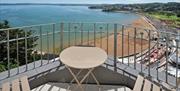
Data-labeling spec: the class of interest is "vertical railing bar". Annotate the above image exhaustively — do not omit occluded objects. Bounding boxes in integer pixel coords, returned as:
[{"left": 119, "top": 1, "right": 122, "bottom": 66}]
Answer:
[
  {"left": 60, "top": 23, "right": 64, "bottom": 65},
  {"left": 176, "top": 38, "right": 179, "bottom": 90},
  {"left": 47, "top": 31, "right": 50, "bottom": 64},
  {"left": 94, "top": 23, "right": 96, "bottom": 46},
  {"left": 134, "top": 28, "right": 137, "bottom": 69},
  {"left": 74, "top": 24, "right": 77, "bottom": 45},
  {"left": 140, "top": 33, "right": 143, "bottom": 73},
  {"left": 60, "top": 23, "right": 64, "bottom": 52},
  {"left": 68, "top": 23, "right": 71, "bottom": 47},
  {"left": 16, "top": 34, "right": 19, "bottom": 74},
  {"left": 114, "top": 24, "right": 117, "bottom": 71},
  {"left": 106, "top": 24, "right": 109, "bottom": 54},
  {"left": 25, "top": 28, "right": 28, "bottom": 71},
  {"left": 148, "top": 30, "right": 151, "bottom": 76},
  {"left": 7, "top": 29, "right": 10, "bottom": 77},
  {"left": 39, "top": 26, "right": 43, "bottom": 66},
  {"left": 81, "top": 23, "right": 83, "bottom": 45},
  {"left": 53, "top": 24, "right": 55, "bottom": 62},
  {"left": 157, "top": 63, "right": 160, "bottom": 82},
  {"left": 122, "top": 25, "right": 124, "bottom": 64},
  {"left": 100, "top": 27, "right": 102, "bottom": 48},
  {"left": 165, "top": 33, "right": 169, "bottom": 83},
  {"left": 33, "top": 30, "right": 35, "bottom": 69},
  {"left": 128, "top": 32, "right": 130, "bottom": 66},
  {"left": 157, "top": 34, "right": 159, "bottom": 81},
  {"left": 88, "top": 29, "right": 89, "bottom": 45}
]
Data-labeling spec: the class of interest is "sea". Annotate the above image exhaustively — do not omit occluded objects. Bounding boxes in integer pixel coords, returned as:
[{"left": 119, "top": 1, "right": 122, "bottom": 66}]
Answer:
[
  {"left": 0, "top": 5, "right": 140, "bottom": 52},
  {"left": 0, "top": 5, "right": 140, "bottom": 27}
]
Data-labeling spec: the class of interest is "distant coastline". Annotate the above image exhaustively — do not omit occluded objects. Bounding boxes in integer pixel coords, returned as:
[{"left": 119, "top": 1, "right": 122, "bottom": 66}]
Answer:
[
  {"left": 88, "top": 2, "right": 180, "bottom": 29},
  {"left": 0, "top": 3, "right": 98, "bottom": 6}
]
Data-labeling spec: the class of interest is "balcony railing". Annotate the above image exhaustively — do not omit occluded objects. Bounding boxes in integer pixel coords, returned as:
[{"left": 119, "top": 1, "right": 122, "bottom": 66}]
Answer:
[{"left": 0, "top": 22, "right": 179, "bottom": 90}]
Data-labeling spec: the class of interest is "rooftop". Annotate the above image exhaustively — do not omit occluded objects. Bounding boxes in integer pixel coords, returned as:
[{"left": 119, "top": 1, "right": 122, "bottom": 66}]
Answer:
[{"left": 0, "top": 22, "right": 179, "bottom": 91}]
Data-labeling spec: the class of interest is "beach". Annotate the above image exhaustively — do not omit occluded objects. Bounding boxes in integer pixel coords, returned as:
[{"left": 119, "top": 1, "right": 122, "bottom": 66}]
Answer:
[{"left": 84, "top": 16, "right": 156, "bottom": 57}]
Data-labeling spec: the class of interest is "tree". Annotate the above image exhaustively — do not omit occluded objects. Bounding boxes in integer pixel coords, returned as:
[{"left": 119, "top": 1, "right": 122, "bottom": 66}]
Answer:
[
  {"left": 0, "top": 20, "right": 38, "bottom": 71},
  {"left": 177, "top": 12, "right": 180, "bottom": 17},
  {"left": 166, "top": 12, "right": 174, "bottom": 18}
]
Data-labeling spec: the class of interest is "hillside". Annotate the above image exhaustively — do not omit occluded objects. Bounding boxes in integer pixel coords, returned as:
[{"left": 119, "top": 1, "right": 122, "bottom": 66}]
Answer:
[{"left": 89, "top": 2, "right": 180, "bottom": 29}]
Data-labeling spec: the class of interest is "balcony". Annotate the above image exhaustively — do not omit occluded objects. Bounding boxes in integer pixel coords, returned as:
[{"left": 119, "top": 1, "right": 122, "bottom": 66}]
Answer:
[{"left": 0, "top": 22, "right": 179, "bottom": 91}]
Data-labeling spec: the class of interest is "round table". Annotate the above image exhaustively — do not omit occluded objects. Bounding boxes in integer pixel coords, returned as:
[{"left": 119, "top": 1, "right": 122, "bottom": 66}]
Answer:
[{"left": 60, "top": 46, "right": 107, "bottom": 91}]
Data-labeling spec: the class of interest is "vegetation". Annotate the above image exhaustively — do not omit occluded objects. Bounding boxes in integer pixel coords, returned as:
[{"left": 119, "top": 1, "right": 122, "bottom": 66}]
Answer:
[
  {"left": 89, "top": 2, "right": 180, "bottom": 28},
  {"left": 0, "top": 20, "right": 38, "bottom": 72},
  {"left": 147, "top": 12, "right": 180, "bottom": 28},
  {"left": 89, "top": 2, "right": 180, "bottom": 13}
]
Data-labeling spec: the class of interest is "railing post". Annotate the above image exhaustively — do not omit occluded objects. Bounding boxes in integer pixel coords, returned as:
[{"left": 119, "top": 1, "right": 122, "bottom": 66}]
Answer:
[
  {"left": 39, "top": 26, "right": 42, "bottom": 66},
  {"left": 156, "top": 33, "right": 159, "bottom": 81},
  {"left": 16, "top": 34, "right": 19, "bottom": 74},
  {"left": 114, "top": 24, "right": 117, "bottom": 71},
  {"left": 81, "top": 23, "right": 83, "bottom": 45},
  {"left": 68, "top": 23, "right": 71, "bottom": 47},
  {"left": 47, "top": 31, "right": 50, "bottom": 64},
  {"left": 106, "top": 24, "right": 109, "bottom": 54},
  {"left": 7, "top": 29, "right": 10, "bottom": 77},
  {"left": 94, "top": 23, "right": 96, "bottom": 46},
  {"left": 33, "top": 31, "right": 36, "bottom": 69},
  {"left": 148, "top": 30, "right": 151, "bottom": 76},
  {"left": 60, "top": 23, "right": 64, "bottom": 65},
  {"left": 60, "top": 23, "right": 64, "bottom": 51},
  {"left": 25, "top": 28, "right": 28, "bottom": 70},
  {"left": 53, "top": 24, "right": 55, "bottom": 62},
  {"left": 140, "top": 32, "right": 143, "bottom": 73},
  {"left": 100, "top": 27, "right": 103, "bottom": 48},
  {"left": 134, "top": 28, "right": 137, "bottom": 69},
  {"left": 74, "top": 24, "right": 77, "bottom": 45},
  {"left": 88, "top": 29, "right": 90, "bottom": 45},
  {"left": 176, "top": 36, "right": 179, "bottom": 90},
  {"left": 165, "top": 33, "right": 169, "bottom": 83},
  {"left": 128, "top": 32, "right": 130, "bottom": 66},
  {"left": 122, "top": 25, "right": 124, "bottom": 64}
]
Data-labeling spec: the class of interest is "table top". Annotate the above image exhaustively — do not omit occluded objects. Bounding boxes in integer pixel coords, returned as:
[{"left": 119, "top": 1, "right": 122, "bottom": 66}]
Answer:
[{"left": 60, "top": 46, "right": 107, "bottom": 69}]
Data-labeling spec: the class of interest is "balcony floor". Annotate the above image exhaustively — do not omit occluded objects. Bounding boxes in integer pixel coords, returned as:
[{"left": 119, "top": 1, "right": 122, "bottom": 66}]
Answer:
[
  {"left": 31, "top": 82, "right": 131, "bottom": 91},
  {"left": 0, "top": 57, "right": 178, "bottom": 90}
]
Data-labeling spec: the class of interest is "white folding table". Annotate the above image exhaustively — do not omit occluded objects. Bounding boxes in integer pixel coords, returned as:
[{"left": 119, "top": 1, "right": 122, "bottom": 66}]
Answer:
[{"left": 60, "top": 46, "right": 107, "bottom": 91}]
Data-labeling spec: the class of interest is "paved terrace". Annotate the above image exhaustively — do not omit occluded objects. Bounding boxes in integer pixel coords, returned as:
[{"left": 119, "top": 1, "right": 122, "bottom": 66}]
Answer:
[{"left": 0, "top": 56, "right": 178, "bottom": 91}]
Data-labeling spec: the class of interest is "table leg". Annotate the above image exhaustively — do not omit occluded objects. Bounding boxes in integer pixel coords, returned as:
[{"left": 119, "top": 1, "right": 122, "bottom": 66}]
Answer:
[
  {"left": 72, "top": 68, "right": 94, "bottom": 90},
  {"left": 80, "top": 68, "right": 94, "bottom": 83},
  {"left": 80, "top": 68, "right": 101, "bottom": 91},
  {"left": 66, "top": 66, "right": 84, "bottom": 91},
  {"left": 90, "top": 71, "right": 100, "bottom": 85},
  {"left": 70, "top": 70, "right": 83, "bottom": 83},
  {"left": 68, "top": 70, "right": 83, "bottom": 90},
  {"left": 66, "top": 67, "right": 101, "bottom": 91},
  {"left": 89, "top": 69, "right": 101, "bottom": 91}
]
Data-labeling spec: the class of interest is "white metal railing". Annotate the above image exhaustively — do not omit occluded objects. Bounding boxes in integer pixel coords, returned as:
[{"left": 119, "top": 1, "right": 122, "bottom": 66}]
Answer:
[{"left": 0, "top": 22, "right": 179, "bottom": 90}]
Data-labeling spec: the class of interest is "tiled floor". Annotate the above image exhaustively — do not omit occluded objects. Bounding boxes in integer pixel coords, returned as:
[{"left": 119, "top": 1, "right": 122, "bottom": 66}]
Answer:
[{"left": 31, "top": 82, "right": 131, "bottom": 91}]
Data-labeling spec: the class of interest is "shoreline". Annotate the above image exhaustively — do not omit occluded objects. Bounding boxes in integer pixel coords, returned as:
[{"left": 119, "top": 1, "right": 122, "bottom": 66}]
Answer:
[
  {"left": 35, "top": 14, "right": 157, "bottom": 57},
  {"left": 141, "top": 15, "right": 157, "bottom": 30},
  {"left": 81, "top": 15, "right": 156, "bottom": 57}
]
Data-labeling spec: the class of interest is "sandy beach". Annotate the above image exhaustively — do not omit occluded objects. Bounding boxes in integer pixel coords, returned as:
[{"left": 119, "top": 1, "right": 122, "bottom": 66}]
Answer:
[
  {"left": 84, "top": 16, "right": 156, "bottom": 57},
  {"left": 52, "top": 16, "right": 157, "bottom": 57}
]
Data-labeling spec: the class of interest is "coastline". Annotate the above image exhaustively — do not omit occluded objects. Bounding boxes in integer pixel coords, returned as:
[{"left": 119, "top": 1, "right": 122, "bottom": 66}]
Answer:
[
  {"left": 48, "top": 15, "right": 156, "bottom": 57},
  {"left": 141, "top": 15, "right": 156, "bottom": 30},
  {"left": 83, "top": 16, "right": 156, "bottom": 57},
  {"left": 35, "top": 14, "right": 157, "bottom": 57}
]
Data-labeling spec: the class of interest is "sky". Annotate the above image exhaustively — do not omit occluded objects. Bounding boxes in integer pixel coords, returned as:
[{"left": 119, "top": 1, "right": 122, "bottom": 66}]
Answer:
[{"left": 0, "top": 0, "right": 180, "bottom": 4}]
